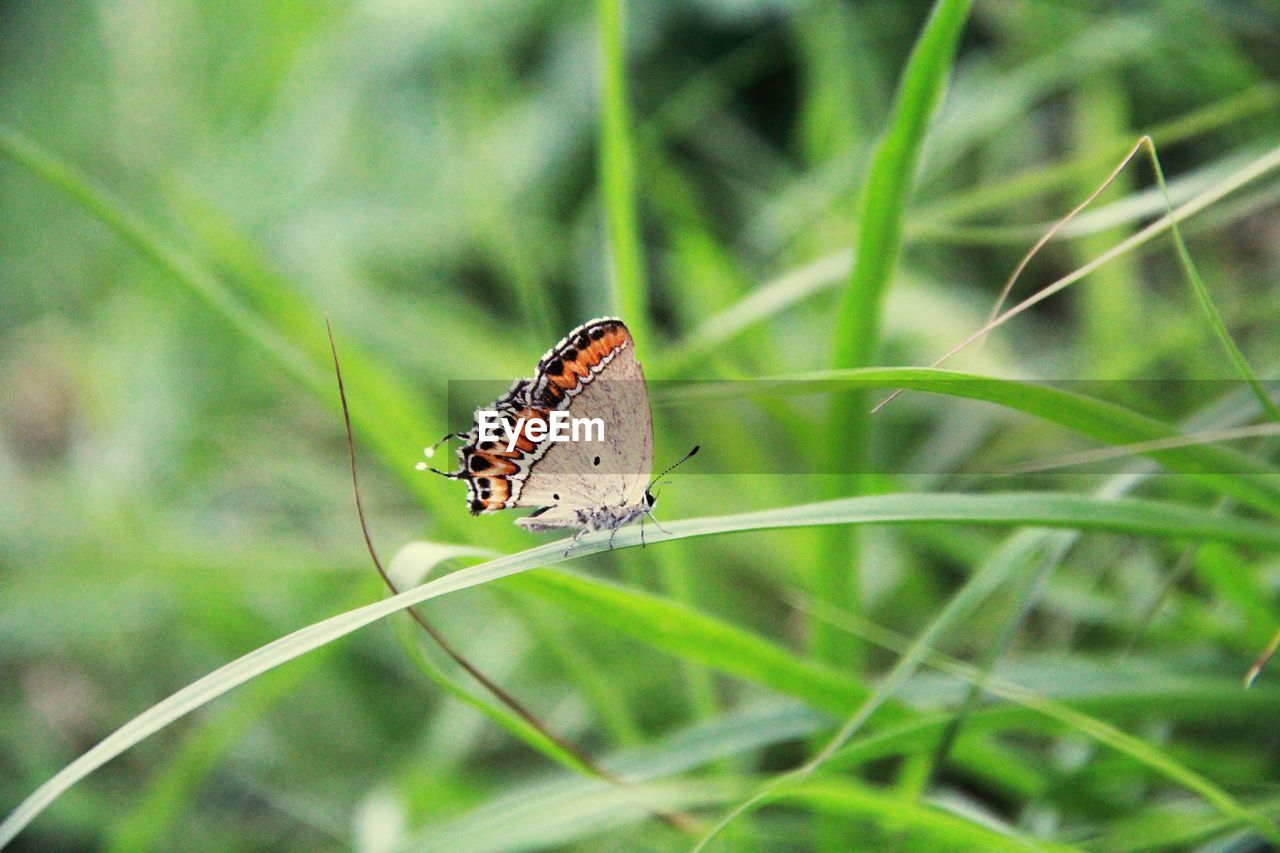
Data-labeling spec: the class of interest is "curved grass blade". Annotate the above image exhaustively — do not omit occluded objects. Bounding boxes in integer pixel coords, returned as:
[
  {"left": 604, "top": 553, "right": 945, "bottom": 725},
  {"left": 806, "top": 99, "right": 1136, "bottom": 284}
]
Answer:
[
  {"left": 1246, "top": 629, "right": 1280, "bottom": 688},
  {"left": 6, "top": 491, "right": 1280, "bottom": 845},
  {"left": 1140, "top": 138, "right": 1280, "bottom": 422},
  {"left": 770, "top": 778, "right": 1074, "bottom": 852},
  {"left": 660, "top": 367, "right": 1280, "bottom": 515},
  {"left": 503, "top": 569, "right": 877, "bottom": 718}
]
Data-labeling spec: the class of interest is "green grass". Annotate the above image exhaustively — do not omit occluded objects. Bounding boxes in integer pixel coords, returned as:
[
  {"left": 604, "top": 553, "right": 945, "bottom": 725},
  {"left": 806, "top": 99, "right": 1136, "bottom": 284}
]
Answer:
[
  {"left": 3, "top": 1, "right": 1280, "bottom": 850},
  {"left": 597, "top": 0, "right": 652, "bottom": 349},
  {"left": 816, "top": 0, "right": 972, "bottom": 670}
]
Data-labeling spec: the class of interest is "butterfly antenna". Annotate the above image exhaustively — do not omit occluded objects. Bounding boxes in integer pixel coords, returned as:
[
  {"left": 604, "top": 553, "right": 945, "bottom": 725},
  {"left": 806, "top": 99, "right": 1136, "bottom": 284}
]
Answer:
[
  {"left": 415, "top": 431, "right": 466, "bottom": 476},
  {"left": 646, "top": 444, "right": 700, "bottom": 492},
  {"left": 641, "top": 446, "right": 697, "bottom": 538}
]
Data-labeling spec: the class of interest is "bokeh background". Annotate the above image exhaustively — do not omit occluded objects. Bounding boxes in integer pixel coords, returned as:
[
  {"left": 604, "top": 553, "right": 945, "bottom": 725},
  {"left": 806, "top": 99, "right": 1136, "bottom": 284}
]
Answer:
[{"left": 3, "top": 1, "right": 1280, "bottom": 849}]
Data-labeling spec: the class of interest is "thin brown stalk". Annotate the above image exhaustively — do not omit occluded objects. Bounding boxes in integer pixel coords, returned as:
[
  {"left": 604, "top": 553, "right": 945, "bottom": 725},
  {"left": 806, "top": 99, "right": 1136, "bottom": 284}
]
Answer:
[{"left": 324, "top": 317, "right": 701, "bottom": 834}]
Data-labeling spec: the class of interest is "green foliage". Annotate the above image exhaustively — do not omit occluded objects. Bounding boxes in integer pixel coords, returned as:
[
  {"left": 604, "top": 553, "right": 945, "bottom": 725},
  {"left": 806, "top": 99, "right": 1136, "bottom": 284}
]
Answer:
[{"left": 3, "top": 1, "right": 1280, "bottom": 850}]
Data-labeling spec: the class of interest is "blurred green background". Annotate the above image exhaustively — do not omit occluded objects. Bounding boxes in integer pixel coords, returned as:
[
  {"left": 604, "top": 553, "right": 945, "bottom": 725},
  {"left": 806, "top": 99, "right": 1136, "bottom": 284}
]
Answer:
[{"left": 4, "top": 0, "right": 1280, "bottom": 849}]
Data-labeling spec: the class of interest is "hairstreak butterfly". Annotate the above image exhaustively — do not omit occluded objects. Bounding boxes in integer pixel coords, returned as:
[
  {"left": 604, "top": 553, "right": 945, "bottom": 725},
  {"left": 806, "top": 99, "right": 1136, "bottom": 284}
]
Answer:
[{"left": 420, "top": 317, "right": 697, "bottom": 552}]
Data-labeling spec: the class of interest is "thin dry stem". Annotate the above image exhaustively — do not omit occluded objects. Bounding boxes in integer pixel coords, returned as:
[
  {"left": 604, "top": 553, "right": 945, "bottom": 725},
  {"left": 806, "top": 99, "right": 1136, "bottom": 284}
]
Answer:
[{"left": 324, "top": 317, "right": 701, "bottom": 834}]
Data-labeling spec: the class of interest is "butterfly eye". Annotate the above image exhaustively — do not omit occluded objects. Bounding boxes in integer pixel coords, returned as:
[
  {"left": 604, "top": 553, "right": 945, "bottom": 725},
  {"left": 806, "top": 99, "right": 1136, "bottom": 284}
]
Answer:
[{"left": 645, "top": 490, "right": 656, "bottom": 507}]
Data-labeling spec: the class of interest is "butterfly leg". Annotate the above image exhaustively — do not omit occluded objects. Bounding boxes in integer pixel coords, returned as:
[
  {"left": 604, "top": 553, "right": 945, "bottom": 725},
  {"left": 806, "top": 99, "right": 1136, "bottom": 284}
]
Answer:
[
  {"left": 646, "top": 509, "right": 672, "bottom": 536},
  {"left": 639, "top": 514, "right": 646, "bottom": 549},
  {"left": 562, "top": 527, "right": 588, "bottom": 558}
]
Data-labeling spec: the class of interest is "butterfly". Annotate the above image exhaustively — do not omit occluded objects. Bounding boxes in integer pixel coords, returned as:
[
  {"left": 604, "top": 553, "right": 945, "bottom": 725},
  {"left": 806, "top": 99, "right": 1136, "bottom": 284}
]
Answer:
[{"left": 420, "top": 317, "right": 697, "bottom": 552}]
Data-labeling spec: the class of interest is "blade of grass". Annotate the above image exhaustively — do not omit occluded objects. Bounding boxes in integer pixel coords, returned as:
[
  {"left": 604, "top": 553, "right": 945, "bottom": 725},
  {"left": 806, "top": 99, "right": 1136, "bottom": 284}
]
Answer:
[
  {"left": 502, "top": 569, "right": 879, "bottom": 719},
  {"left": 659, "top": 368, "right": 1280, "bottom": 515},
  {"left": 502, "top": 559, "right": 1103, "bottom": 804},
  {"left": 817, "top": 0, "right": 972, "bottom": 669},
  {"left": 597, "top": 0, "right": 651, "bottom": 347},
  {"left": 822, "top": 665, "right": 1280, "bottom": 774},
  {"left": 690, "top": 526, "right": 1100, "bottom": 850},
  {"left": 743, "top": 17, "right": 1139, "bottom": 258},
  {"left": 8, "top": 489, "right": 1280, "bottom": 845},
  {"left": 414, "top": 665, "right": 1277, "bottom": 852},
  {"left": 772, "top": 777, "right": 1073, "bottom": 852},
  {"left": 996, "top": 421, "right": 1280, "bottom": 475},
  {"left": 0, "top": 130, "right": 318, "bottom": 397},
  {"left": 375, "top": 544, "right": 605, "bottom": 773},
  {"left": 1075, "top": 79, "right": 1138, "bottom": 377},
  {"left": 104, "top": 628, "right": 341, "bottom": 851},
  {"left": 1093, "top": 794, "right": 1280, "bottom": 852},
  {"left": 1141, "top": 138, "right": 1280, "bottom": 422}
]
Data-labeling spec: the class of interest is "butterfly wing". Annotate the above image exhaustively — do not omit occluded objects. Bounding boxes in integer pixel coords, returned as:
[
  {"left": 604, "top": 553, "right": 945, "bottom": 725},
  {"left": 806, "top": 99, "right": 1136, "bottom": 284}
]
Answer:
[{"left": 512, "top": 335, "right": 653, "bottom": 522}]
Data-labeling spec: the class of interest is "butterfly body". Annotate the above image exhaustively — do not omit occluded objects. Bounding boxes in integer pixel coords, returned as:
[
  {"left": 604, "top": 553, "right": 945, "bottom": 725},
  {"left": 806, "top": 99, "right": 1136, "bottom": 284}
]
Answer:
[{"left": 517, "top": 500, "right": 654, "bottom": 534}]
